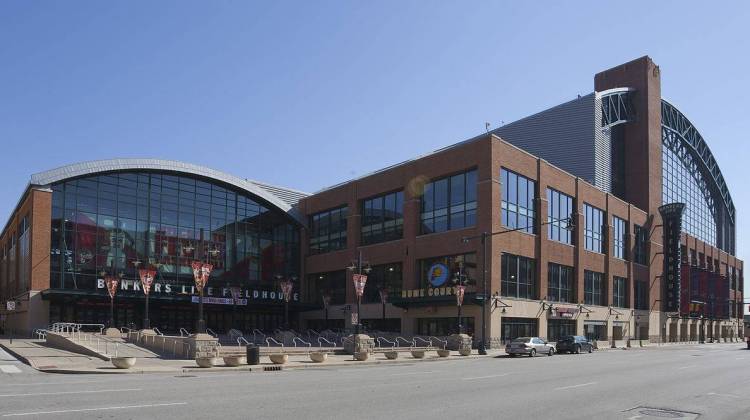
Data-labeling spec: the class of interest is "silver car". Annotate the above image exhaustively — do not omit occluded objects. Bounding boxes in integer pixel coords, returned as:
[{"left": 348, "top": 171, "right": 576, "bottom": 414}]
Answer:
[{"left": 505, "top": 337, "right": 555, "bottom": 357}]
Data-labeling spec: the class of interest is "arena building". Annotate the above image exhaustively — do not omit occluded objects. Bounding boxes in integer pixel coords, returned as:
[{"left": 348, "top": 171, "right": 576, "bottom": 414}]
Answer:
[{"left": 0, "top": 56, "right": 744, "bottom": 346}]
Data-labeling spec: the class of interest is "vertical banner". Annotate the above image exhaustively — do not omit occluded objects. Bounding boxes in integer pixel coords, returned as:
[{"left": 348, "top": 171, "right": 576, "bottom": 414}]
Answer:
[{"left": 659, "top": 203, "right": 685, "bottom": 313}]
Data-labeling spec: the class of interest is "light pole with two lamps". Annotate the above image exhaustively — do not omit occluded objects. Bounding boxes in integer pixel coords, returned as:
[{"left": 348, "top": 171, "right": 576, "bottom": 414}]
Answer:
[{"left": 346, "top": 251, "right": 371, "bottom": 334}]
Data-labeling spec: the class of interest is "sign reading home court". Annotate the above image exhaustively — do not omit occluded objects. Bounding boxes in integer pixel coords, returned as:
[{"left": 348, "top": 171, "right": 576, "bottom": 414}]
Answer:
[
  {"left": 659, "top": 203, "right": 685, "bottom": 313},
  {"left": 400, "top": 286, "right": 472, "bottom": 298}
]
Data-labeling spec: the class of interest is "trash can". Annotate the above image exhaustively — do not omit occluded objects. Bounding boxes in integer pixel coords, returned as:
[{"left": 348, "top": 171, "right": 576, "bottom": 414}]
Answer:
[{"left": 246, "top": 345, "right": 260, "bottom": 365}]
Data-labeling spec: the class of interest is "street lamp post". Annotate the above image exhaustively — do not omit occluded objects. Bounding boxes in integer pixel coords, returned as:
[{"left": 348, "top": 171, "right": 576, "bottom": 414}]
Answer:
[
  {"left": 462, "top": 215, "right": 575, "bottom": 356},
  {"left": 279, "top": 277, "right": 295, "bottom": 330},
  {"left": 321, "top": 292, "right": 331, "bottom": 330},
  {"left": 347, "top": 250, "right": 370, "bottom": 335},
  {"left": 103, "top": 272, "right": 121, "bottom": 329},
  {"left": 453, "top": 263, "right": 467, "bottom": 334},
  {"left": 138, "top": 268, "right": 156, "bottom": 330},
  {"left": 230, "top": 285, "right": 241, "bottom": 330},
  {"left": 190, "top": 229, "right": 218, "bottom": 334}
]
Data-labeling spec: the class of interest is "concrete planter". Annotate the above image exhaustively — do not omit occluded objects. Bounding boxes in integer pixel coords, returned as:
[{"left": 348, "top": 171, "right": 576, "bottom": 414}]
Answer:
[
  {"left": 196, "top": 357, "right": 219, "bottom": 368},
  {"left": 310, "top": 352, "right": 328, "bottom": 363},
  {"left": 384, "top": 351, "right": 399, "bottom": 360},
  {"left": 223, "top": 356, "right": 246, "bottom": 367},
  {"left": 411, "top": 350, "right": 426, "bottom": 359},
  {"left": 110, "top": 357, "right": 136, "bottom": 369},
  {"left": 437, "top": 349, "right": 451, "bottom": 358},
  {"left": 458, "top": 348, "right": 472, "bottom": 356},
  {"left": 269, "top": 354, "right": 288, "bottom": 364},
  {"left": 354, "top": 351, "right": 369, "bottom": 361}
]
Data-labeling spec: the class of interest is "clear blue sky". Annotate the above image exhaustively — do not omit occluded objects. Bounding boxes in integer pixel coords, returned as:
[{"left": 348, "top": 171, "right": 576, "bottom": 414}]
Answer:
[{"left": 1, "top": 1, "right": 748, "bottom": 305}]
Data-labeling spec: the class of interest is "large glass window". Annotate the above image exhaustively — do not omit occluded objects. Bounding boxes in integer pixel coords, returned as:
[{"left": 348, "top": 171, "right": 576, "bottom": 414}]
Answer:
[
  {"left": 361, "top": 262, "right": 403, "bottom": 304},
  {"left": 634, "top": 281, "right": 648, "bottom": 310},
  {"left": 634, "top": 224, "right": 648, "bottom": 265},
  {"left": 306, "top": 271, "right": 346, "bottom": 305},
  {"left": 419, "top": 253, "right": 476, "bottom": 289},
  {"left": 547, "top": 319, "right": 576, "bottom": 342},
  {"left": 361, "top": 191, "right": 404, "bottom": 245},
  {"left": 612, "top": 216, "right": 627, "bottom": 260},
  {"left": 501, "top": 253, "right": 536, "bottom": 299},
  {"left": 49, "top": 172, "right": 300, "bottom": 292},
  {"left": 501, "top": 318, "right": 538, "bottom": 344},
  {"left": 584, "top": 270, "right": 604, "bottom": 306},
  {"left": 418, "top": 317, "right": 474, "bottom": 336},
  {"left": 421, "top": 170, "right": 477, "bottom": 234},
  {"left": 501, "top": 168, "right": 536, "bottom": 233},
  {"left": 546, "top": 188, "right": 574, "bottom": 244},
  {"left": 309, "top": 206, "right": 348, "bottom": 254},
  {"left": 584, "top": 204, "right": 604, "bottom": 253},
  {"left": 547, "top": 263, "right": 573, "bottom": 303},
  {"left": 613, "top": 276, "right": 627, "bottom": 308}
]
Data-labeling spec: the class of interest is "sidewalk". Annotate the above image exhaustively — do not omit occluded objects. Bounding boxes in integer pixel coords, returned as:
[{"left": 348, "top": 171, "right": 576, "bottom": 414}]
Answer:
[{"left": 0, "top": 338, "right": 504, "bottom": 374}]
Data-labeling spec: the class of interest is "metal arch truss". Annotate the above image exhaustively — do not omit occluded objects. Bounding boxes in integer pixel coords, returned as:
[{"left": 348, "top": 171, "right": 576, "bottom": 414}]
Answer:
[
  {"left": 661, "top": 100, "right": 735, "bottom": 223},
  {"left": 662, "top": 129, "right": 717, "bottom": 220},
  {"left": 600, "top": 90, "right": 635, "bottom": 128}
]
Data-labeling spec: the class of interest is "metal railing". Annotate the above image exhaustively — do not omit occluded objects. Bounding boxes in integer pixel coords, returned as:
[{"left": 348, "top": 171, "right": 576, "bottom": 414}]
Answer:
[
  {"left": 179, "top": 328, "right": 190, "bottom": 337},
  {"left": 206, "top": 328, "right": 217, "bottom": 338},
  {"left": 265, "top": 337, "right": 284, "bottom": 348},
  {"left": 152, "top": 327, "right": 164, "bottom": 336},
  {"left": 317, "top": 337, "right": 336, "bottom": 347},
  {"left": 292, "top": 337, "right": 311, "bottom": 348},
  {"left": 237, "top": 337, "right": 250, "bottom": 347},
  {"left": 429, "top": 337, "right": 448, "bottom": 349},
  {"left": 413, "top": 337, "right": 432, "bottom": 349},
  {"left": 395, "top": 337, "right": 414, "bottom": 347}
]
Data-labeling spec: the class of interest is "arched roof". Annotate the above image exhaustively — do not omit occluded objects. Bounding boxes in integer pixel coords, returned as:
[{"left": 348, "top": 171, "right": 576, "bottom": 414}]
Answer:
[
  {"left": 661, "top": 100, "right": 735, "bottom": 223},
  {"left": 29, "top": 158, "right": 309, "bottom": 224}
]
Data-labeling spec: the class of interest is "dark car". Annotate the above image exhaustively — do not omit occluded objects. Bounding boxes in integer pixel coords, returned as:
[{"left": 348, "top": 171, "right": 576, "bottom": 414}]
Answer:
[{"left": 555, "top": 335, "right": 594, "bottom": 354}]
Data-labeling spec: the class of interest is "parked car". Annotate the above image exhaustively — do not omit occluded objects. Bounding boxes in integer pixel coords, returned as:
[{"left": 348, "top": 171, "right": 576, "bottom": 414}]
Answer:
[
  {"left": 555, "top": 335, "right": 594, "bottom": 354},
  {"left": 505, "top": 337, "right": 555, "bottom": 357}
]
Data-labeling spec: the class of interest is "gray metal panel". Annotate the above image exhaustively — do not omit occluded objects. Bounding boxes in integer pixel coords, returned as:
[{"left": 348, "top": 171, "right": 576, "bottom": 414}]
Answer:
[
  {"left": 491, "top": 94, "right": 597, "bottom": 185},
  {"left": 29, "top": 159, "right": 309, "bottom": 224}
]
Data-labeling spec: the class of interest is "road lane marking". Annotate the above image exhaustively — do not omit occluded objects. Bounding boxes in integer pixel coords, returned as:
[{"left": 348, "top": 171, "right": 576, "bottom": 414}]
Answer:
[
  {"left": 554, "top": 382, "right": 597, "bottom": 391},
  {"left": 2, "top": 402, "right": 187, "bottom": 417},
  {"left": 0, "top": 388, "right": 141, "bottom": 398},
  {"left": 707, "top": 392, "right": 740, "bottom": 399},
  {"left": 462, "top": 373, "right": 511, "bottom": 380},
  {"left": 390, "top": 370, "right": 441, "bottom": 376},
  {"left": 0, "top": 365, "right": 22, "bottom": 373},
  {"left": 677, "top": 365, "right": 697, "bottom": 370}
]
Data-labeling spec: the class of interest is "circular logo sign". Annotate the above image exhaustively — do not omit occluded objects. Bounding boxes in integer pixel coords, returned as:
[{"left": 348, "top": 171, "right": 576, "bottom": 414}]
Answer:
[{"left": 428, "top": 263, "right": 450, "bottom": 287}]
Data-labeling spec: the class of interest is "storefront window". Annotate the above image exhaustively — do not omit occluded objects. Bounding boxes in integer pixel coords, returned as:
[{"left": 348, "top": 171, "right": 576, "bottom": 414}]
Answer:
[
  {"left": 584, "top": 321, "right": 607, "bottom": 341},
  {"left": 417, "top": 317, "right": 474, "bottom": 336},
  {"left": 362, "top": 263, "right": 402, "bottom": 304},
  {"left": 501, "top": 253, "right": 536, "bottom": 299},
  {"left": 547, "top": 319, "right": 576, "bottom": 342},
  {"left": 501, "top": 317, "right": 538, "bottom": 343},
  {"left": 306, "top": 271, "right": 346, "bottom": 305}
]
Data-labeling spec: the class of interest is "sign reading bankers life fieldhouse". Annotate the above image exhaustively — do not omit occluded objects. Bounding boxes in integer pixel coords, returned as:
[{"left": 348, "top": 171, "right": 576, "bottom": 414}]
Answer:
[
  {"left": 96, "top": 278, "right": 299, "bottom": 305},
  {"left": 659, "top": 203, "right": 685, "bottom": 313}
]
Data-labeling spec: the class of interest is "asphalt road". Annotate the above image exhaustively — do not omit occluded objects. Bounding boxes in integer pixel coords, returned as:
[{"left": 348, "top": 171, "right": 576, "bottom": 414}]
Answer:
[{"left": 1, "top": 343, "right": 748, "bottom": 419}]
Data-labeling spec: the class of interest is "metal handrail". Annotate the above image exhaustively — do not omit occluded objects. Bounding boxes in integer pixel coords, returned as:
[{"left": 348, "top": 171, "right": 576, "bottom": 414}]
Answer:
[
  {"left": 413, "top": 337, "right": 432, "bottom": 348},
  {"left": 292, "top": 337, "right": 311, "bottom": 348},
  {"left": 395, "top": 337, "right": 414, "bottom": 347},
  {"left": 377, "top": 337, "right": 396, "bottom": 348},
  {"left": 265, "top": 337, "right": 284, "bottom": 348},
  {"left": 317, "top": 337, "right": 336, "bottom": 347},
  {"left": 237, "top": 337, "right": 251, "bottom": 346},
  {"left": 179, "top": 328, "right": 190, "bottom": 337},
  {"left": 120, "top": 327, "right": 133, "bottom": 334},
  {"left": 253, "top": 329, "right": 266, "bottom": 344},
  {"left": 206, "top": 328, "right": 217, "bottom": 338},
  {"left": 429, "top": 336, "right": 448, "bottom": 349},
  {"left": 153, "top": 327, "right": 164, "bottom": 336}
]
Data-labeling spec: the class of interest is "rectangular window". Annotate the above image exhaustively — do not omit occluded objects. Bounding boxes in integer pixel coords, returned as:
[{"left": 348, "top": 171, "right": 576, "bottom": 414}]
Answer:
[
  {"left": 306, "top": 271, "right": 346, "bottom": 305},
  {"left": 501, "top": 253, "right": 537, "bottom": 299},
  {"left": 547, "top": 263, "right": 574, "bottom": 303},
  {"left": 546, "top": 188, "right": 574, "bottom": 245},
  {"left": 547, "top": 319, "right": 576, "bottom": 342},
  {"left": 633, "top": 224, "right": 648, "bottom": 265},
  {"left": 361, "top": 263, "right": 403, "bottom": 304},
  {"left": 309, "top": 206, "right": 348, "bottom": 254},
  {"left": 584, "top": 270, "right": 604, "bottom": 306},
  {"left": 421, "top": 169, "right": 477, "bottom": 234},
  {"left": 361, "top": 191, "right": 404, "bottom": 245},
  {"left": 584, "top": 203, "right": 604, "bottom": 253},
  {"left": 501, "top": 168, "right": 536, "bottom": 233},
  {"left": 613, "top": 276, "right": 627, "bottom": 308},
  {"left": 612, "top": 216, "right": 627, "bottom": 260},
  {"left": 501, "top": 318, "right": 538, "bottom": 344}
]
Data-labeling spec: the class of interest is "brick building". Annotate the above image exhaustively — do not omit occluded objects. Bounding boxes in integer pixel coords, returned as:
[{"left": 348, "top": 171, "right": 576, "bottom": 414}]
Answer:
[{"left": 0, "top": 56, "right": 744, "bottom": 346}]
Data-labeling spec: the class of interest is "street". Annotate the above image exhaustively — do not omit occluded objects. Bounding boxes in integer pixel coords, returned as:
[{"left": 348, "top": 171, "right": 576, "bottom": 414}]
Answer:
[{"left": 0, "top": 343, "right": 748, "bottom": 419}]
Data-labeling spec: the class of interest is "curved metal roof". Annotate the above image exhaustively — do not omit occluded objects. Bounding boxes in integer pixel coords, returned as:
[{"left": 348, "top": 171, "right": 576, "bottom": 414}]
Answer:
[{"left": 29, "top": 158, "right": 309, "bottom": 224}]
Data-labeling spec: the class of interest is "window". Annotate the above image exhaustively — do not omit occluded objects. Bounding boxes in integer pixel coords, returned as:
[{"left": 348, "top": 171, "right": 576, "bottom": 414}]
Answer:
[
  {"left": 633, "top": 224, "right": 648, "bottom": 265},
  {"left": 584, "top": 204, "right": 604, "bottom": 253},
  {"left": 501, "top": 318, "right": 538, "bottom": 344},
  {"left": 612, "top": 216, "right": 627, "bottom": 259},
  {"left": 309, "top": 206, "right": 348, "bottom": 254},
  {"left": 613, "top": 276, "right": 627, "bottom": 308},
  {"left": 361, "top": 263, "right": 402, "bottom": 304},
  {"left": 361, "top": 191, "right": 404, "bottom": 245},
  {"left": 501, "top": 253, "right": 537, "bottom": 299},
  {"left": 418, "top": 317, "right": 474, "bottom": 336},
  {"left": 584, "top": 270, "right": 604, "bottom": 306},
  {"left": 546, "top": 188, "right": 574, "bottom": 244},
  {"left": 419, "top": 253, "right": 476, "bottom": 289},
  {"left": 306, "top": 271, "right": 346, "bottom": 305},
  {"left": 547, "top": 263, "right": 573, "bottom": 303},
  {"left": 547, "top": 319, "right": 576, "bottom": 342},
  {"left": 501, "top": 168, "right": 536, "bottom": 233},
  {"left": 421, "top": 170, "right": 477, "bottom": 234}
]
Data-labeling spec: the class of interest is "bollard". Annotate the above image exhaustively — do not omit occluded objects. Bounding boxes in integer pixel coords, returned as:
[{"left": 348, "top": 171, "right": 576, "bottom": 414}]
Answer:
[{"left": 246, "top": 344, "right": 260, "bottom": 365}]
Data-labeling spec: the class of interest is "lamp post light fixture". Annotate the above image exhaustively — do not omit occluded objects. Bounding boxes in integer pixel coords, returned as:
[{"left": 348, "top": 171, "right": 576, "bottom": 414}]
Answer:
[
  {"left": 453, "top": 263, "right": 468, "bottom": 335},
  {"left": 346, "top": 250, "right": 371, "bottom": 335}
]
